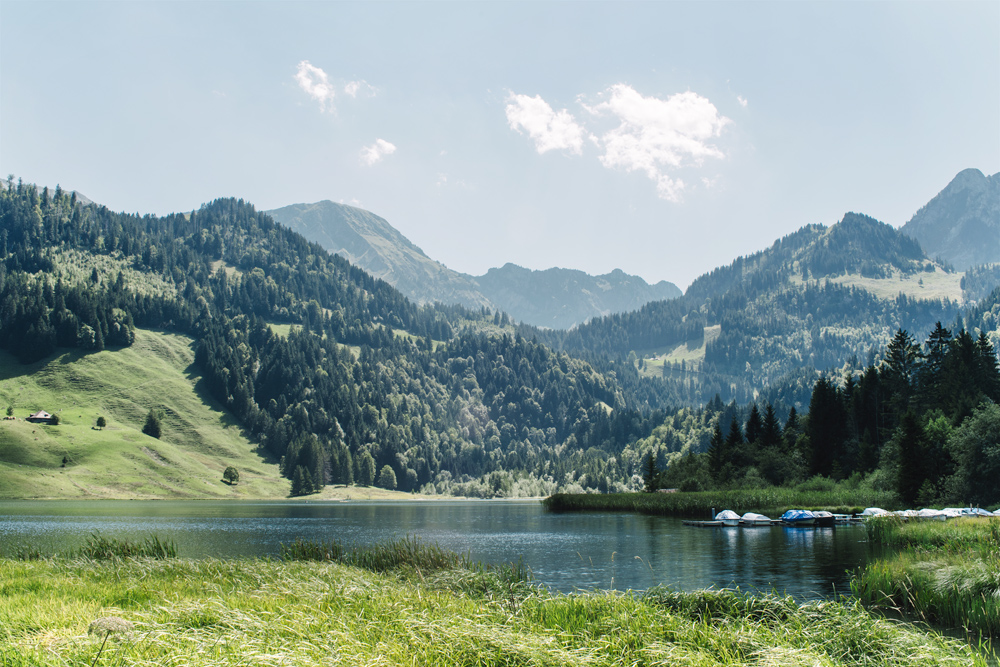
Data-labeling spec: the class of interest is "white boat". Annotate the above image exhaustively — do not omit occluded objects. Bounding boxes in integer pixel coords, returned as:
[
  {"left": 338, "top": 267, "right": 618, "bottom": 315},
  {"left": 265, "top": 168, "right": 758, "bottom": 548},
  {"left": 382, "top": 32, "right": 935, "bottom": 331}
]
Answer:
[
  {"left": 740, "top": 512, "right": 772, "bottom": 526},
  {"left": 715, "top": 510, "right": 741, "bottom": 526},
  {"left": 861, "top": 507, "right": 889, "bottom": 517},
  {"left": 917, "top": 508, "right": 947, "bottom": 521}
]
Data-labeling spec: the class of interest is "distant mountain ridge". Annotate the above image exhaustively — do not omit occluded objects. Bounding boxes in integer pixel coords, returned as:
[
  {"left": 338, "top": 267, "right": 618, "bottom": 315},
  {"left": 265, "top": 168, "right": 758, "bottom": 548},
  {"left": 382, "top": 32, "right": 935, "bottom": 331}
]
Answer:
[
  {"left": 477, "top": 264, "right": 681, "bottom": 329},
  {"left": 266, "top": 201, "right": 681, "bottom": 329},
  {"left": 266, "top": 201, "right": 491, "bottom": 310},
  {"left": 901, "top": 168, "right": 999, "bottom": 269}
]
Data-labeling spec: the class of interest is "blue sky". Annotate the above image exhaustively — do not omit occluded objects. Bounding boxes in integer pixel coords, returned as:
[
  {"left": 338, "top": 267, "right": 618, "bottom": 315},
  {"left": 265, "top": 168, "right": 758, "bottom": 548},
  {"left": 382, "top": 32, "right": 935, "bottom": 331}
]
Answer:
[{"left": 2, "top": 1, "right": 997, "bottom": 288}]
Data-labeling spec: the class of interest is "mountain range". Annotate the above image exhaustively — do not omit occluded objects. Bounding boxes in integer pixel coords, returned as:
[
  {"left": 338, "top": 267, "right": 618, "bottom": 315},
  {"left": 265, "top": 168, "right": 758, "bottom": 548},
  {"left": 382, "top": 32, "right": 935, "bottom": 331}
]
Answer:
[
  {"left": 900, "top": 168, "right": 999, "bottom": 269},
  {"left": 266, "top": 201, "right": 681, "bottom": 329},
  {"left": 0, "top": 168, "right": 996, "bottom": 499}
]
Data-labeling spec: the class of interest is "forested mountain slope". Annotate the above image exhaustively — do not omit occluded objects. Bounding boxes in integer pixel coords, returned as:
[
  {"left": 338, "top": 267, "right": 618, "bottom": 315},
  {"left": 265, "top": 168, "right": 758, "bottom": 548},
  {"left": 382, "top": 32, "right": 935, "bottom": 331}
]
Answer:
[
  {"left": 266, "top": 200, "right": 681, "bottom": 329},
  {"left": 901, "top": 168, "right": 1000, "bottom": 269},
  {"left": 540, "top": 213, "right": 968, "bottom": 404},
  {"left": 0, "top": 180, "right": 677, "bottom": 497}
]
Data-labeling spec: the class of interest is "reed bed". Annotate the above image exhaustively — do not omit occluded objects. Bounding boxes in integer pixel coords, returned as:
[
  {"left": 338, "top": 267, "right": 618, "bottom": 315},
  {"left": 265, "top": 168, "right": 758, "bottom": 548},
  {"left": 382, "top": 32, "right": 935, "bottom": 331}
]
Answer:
[
  {"left": 853, "top": 516, "right": 1000, "bottom": 639},
  {"left": 863, "top": 515, "right": 1000, "bottom": 554},
  {"left": 543, "top": 488, "right": 898, "bottom": 518},
  {"left": 280, "top": 535, "right": 468, "bottom": 573},
  {"left": 0, "top": 555, "right": 986, "bottom": 666},
  {"left": 72, "top": 533, "right": 178, "bottom": 560}
]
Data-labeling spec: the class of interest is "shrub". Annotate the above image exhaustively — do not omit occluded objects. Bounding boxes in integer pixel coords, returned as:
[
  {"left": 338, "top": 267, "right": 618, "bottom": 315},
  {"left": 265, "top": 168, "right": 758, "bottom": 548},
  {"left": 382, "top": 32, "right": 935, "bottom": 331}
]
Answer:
[{"left": 142, "top": 409, "right": 161, "bottom": 439}]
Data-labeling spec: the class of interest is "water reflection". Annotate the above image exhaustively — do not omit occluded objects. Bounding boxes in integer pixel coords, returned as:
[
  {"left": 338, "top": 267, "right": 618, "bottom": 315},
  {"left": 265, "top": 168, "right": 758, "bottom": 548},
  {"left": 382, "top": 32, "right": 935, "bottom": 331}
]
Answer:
[{"left": 0, "top": 500, "right": 869, "bottom": 598}]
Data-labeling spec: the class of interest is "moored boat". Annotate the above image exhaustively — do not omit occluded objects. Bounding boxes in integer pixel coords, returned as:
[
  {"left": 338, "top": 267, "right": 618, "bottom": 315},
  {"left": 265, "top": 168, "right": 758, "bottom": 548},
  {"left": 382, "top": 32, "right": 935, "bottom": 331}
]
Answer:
[
  {"left": 715, "top": 510, "right": 741, "bottom": 526},
  {"left": 740, "top": 512, "right": 772, "bottom": 526},
  {"left": 780, "top": 509, "right": 816, "bottom": 526},
  {"left": 812, "top": 510, "right": 836, "bottom": 527}
]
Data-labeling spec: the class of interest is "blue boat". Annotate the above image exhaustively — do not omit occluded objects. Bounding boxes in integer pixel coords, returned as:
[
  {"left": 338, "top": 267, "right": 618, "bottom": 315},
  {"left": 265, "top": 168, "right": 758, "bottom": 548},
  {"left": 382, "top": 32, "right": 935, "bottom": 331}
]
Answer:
[{"left": 781, "top": 509, "right": 816, "bottom": 526}]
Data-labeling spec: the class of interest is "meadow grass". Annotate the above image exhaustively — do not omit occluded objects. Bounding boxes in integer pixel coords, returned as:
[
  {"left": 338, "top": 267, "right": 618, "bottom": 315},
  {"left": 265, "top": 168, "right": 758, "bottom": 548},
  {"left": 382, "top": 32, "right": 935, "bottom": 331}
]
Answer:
[
  {"left": 0, "top": 549, "right": 986, "bottom": 666},
  {"left": 852, "top": 516, "right": 1000, "bottom": 639},
  {"left": 0, "top": 328, "right": 288, "bottom": 499},
  {"left": 543, "top": 488, "right": 899, "bottom": 518}
]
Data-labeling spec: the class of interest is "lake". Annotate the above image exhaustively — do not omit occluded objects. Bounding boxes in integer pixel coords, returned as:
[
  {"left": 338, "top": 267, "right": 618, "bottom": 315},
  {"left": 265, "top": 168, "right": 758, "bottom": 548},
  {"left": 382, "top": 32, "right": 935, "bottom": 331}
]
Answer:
[{"left": 0, "top": 499, "right": 869, "bottom": 598}]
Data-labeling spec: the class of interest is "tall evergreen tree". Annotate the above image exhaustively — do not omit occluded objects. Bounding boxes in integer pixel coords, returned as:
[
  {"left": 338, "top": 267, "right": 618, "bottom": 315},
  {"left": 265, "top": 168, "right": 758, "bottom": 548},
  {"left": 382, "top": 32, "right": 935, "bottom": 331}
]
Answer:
[
  {"left": 642, "top": 451, "right": 660, "bottom": 492},
  {"left": 745, "top": 404, "right": 763, "bottom": 445},
  {"left": 895, "top": 411, "right": 926, "bottom": 506},
  {"left": 760, "top": 403, "right": 782, "bottom": 449}
]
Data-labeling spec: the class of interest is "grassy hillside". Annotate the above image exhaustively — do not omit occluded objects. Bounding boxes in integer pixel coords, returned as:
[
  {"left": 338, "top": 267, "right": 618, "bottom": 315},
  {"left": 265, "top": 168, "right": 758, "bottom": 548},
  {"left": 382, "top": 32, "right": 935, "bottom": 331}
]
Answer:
[
  {"left": 0, "top": 329, "right": 289, "bottom": 499},
  {"left": 811, "top": 266, "right": 964, "bottom": 304}
]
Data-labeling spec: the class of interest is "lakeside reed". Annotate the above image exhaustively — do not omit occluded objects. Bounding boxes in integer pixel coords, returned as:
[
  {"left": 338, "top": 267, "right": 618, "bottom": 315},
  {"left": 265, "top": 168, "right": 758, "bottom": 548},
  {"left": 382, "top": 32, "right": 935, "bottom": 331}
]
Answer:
[
  {"left": 852, "top": 516, "right": 1000, "bottom": 639},
  {"left": 542, "top": 488, "right": 899, "bottom": 518}
]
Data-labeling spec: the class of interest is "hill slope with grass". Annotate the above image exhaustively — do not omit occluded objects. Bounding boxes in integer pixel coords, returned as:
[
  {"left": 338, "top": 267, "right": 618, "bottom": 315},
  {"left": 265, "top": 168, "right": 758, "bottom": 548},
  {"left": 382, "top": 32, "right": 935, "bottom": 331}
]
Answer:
[{"left": 0, "top": 329, "right": 288, "bottom": 499}]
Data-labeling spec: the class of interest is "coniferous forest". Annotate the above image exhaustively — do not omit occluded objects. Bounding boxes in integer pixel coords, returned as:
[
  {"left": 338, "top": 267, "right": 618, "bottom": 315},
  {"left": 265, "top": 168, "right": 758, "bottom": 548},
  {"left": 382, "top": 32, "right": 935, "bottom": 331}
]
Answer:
[{"left": 1, "top": 177, "right": 998, "bottom": 504}]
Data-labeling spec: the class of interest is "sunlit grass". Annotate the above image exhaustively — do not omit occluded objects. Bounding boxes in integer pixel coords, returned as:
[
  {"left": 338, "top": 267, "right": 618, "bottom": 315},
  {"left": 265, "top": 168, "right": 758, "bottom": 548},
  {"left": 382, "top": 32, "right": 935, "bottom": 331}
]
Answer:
[
  {"left": 0, "top": 328, "right": 288, "bottom": 499},
  {"left": 0, "top": 539, "right": 988, "bottom": 666},
  {"left": 853, "top": 516, "right": 1000, "bottom": 639}
]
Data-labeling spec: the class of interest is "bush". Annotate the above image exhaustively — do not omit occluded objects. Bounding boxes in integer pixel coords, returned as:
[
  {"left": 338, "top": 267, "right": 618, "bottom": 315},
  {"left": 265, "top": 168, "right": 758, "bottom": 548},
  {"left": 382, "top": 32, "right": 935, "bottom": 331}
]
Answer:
[
  {"left": 142, "top": 409, "right": 162, "bottom": 439},
  {"left": 377, "top": 465, "right": 397, "bottom": 490}
]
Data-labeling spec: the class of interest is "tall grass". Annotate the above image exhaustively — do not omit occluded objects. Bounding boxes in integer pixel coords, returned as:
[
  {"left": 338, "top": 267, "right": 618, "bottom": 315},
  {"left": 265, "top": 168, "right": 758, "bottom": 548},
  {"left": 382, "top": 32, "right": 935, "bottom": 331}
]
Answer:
[
  {"left": 853, "top": 516, "right": 1000, "bottom": 639},
  {"left": 72, "top": 533, "right": 177, "bottom": 560},
  {"left": 544, "top": 488, "right": 899, "bottom": 517},
  {"left": 4, "top": 533, "right": 178, "bottom": 560},
  {"left": 864, "top": 515, "right": 1000, "bottom": 554},
  {"left": 0, "top": 556, "right": 985, "bottom": 666},
  {"left": 280, "top": 535, "right": 467, "bottom": 573}
]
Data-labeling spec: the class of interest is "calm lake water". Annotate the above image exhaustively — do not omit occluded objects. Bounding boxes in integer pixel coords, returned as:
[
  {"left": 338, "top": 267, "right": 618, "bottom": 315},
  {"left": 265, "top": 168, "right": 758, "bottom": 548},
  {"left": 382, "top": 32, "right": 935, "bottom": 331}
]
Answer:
[{"left": 0, "top": 499, "right": 869, "bottom": 598}]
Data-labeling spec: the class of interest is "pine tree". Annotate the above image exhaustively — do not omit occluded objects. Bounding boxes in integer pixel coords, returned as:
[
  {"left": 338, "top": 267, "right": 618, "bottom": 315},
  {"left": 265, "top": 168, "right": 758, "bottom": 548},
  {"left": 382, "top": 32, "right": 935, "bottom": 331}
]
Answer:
[
  {"left": 745, "top": 404, "right": 763, "bottom": 445},
  {"left": 895, "top": 411, "right": 926, "bottom": 506},
  {"left": 760, "top": 403, "right": 782, "bottom": 448},
  {"left": 642, "top": 451, "right": 660, "bottom": 492},
  {"left": 708, "top": 422, "right": 725, "bottom": 480},
  {"left": 806, "top": 377, "right": 849, "bottom": 478}
]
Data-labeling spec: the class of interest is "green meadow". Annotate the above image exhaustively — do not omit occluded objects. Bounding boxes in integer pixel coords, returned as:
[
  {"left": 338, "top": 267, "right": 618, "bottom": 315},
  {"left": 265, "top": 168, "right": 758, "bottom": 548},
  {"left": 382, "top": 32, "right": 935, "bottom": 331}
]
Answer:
[
  {"left": 0, "top": 329, "right": 288, "bottom": 499},
  {"left": 0, "top": 538, "right": 986, "bottom": 667}
]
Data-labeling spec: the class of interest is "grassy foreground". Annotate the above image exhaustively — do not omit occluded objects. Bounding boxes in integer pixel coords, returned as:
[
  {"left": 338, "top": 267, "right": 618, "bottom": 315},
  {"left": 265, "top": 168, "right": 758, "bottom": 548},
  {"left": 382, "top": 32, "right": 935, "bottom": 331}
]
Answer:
[
  {"left": 1, "top": 546, "right": 987, "bottom": 667},
  {"left": 852, "top": 516, "right": 1000, "bottom": 639},
  {"left": 543, "top": 489, "right": 899, "bottom": 518}
]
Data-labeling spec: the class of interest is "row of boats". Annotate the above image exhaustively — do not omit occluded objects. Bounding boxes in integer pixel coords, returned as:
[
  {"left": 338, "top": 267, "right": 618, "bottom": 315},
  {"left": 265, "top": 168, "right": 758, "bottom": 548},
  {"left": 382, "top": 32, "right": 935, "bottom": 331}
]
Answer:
[
  {"left": 706, "top": 506, "right": 999, "bottom": 527},
  {"left": 711, "top": 509, "right": 850, "bottom": 527},
  {"left": 859, "top": 506, "right": 999, "bottom": 521}
]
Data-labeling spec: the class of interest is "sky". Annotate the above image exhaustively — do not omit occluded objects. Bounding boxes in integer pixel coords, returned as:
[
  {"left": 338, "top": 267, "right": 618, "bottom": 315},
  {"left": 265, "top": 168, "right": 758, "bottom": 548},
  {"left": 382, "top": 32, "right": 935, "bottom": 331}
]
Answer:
[{"left": 2, "top": 1, "right": 998, "bottom": 289}]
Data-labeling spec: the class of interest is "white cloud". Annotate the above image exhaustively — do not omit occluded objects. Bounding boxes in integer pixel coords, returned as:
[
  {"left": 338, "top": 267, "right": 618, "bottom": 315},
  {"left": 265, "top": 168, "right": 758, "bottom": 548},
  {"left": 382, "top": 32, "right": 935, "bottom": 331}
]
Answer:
[
  {"left": 505, "top": 93, "right": 584, "bottom": 155},
  {"left": 295, "top": 60, "right": 336, "bottom": 112},
  {"left": 344, "top": 80, "right": 375, "bottom": 98},
  {"left": 737, "top": 95, "right": 748, "bottom": 108},
  {"left": 360, "top": 138, "right": 397, "bottom": 166},
  {"left": 589, "top": 84, "right": 730, "bottom": 201}
]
